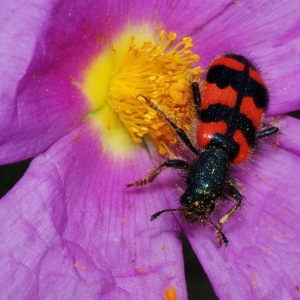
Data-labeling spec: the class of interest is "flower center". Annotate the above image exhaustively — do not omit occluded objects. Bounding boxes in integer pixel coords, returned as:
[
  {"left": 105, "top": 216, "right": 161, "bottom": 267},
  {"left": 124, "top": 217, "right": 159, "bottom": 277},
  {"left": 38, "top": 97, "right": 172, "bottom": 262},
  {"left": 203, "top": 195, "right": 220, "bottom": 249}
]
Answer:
[{"left": 82, "top": 25, "right": 202, "bottom": 156}]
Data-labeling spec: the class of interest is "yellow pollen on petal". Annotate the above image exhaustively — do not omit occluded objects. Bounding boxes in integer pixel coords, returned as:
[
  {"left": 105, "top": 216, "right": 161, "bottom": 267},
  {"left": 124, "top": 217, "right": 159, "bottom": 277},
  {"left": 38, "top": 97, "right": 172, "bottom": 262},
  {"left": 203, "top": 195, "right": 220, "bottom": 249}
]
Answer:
[
  {"left": 164, "top": 286, "right": 177, "bottom": 300},
  {"left": 82, "top": 25, "right": 203, "bottom": 156}
]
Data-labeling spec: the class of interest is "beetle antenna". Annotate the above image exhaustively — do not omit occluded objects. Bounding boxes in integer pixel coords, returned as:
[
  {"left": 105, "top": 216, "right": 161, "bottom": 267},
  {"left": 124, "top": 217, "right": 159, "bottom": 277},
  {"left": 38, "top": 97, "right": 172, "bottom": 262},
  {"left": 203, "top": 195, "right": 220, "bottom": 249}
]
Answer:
[
  {"left": 204, "top": 216, "right": 229, "bottom": 246},
  {"left": 137, "top": 94, "right": 198, "bottom": 155},
  {"left": 150, "top": 208, "right": 183, "bottom": 221}
]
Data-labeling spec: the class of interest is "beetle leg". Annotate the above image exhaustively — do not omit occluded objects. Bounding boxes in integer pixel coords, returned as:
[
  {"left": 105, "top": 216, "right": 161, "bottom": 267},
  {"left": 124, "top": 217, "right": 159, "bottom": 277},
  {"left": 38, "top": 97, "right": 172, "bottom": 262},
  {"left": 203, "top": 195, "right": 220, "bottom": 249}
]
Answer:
[
  {"left": 126, "top": 159, "right": 191, "bottom": 187},
  {"left": 257, "top": 126, "right": 278, "bottom": 138},
  {"left": 191, "top": 82, "right": 201, "bottom": 118},
  {"left": 218, "top": 185, "right": 242, "bottom": 227}
]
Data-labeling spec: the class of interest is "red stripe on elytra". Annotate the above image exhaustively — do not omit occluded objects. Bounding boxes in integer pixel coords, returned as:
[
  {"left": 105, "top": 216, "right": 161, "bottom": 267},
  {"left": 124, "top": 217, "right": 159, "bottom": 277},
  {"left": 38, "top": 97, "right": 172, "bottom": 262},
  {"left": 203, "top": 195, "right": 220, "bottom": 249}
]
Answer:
[
  {"left": 203, "top": 84, "right": 237, "bottom": 110},
  {"left": 233, "top": 130, "right": 250, "bottom": 164},
  {"left": 198, "top": 121, "right": 228, "bottom": 148},
  {"left": 210, "top": 56, "right": 245, "bottom": 72},
  {"left": 240, "top": 96, "right": 264, "bottom": 129},
  {"left": 249, "top": 68, "right": 265, "bottom": 86}
]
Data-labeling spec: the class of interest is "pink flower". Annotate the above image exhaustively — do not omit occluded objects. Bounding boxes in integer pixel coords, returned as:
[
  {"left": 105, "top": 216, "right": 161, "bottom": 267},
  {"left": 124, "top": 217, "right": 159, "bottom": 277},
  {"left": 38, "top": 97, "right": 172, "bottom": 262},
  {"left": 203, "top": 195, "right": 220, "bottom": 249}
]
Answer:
[{"left": 0, "top": 0, "right": 299, "bottom": 299}]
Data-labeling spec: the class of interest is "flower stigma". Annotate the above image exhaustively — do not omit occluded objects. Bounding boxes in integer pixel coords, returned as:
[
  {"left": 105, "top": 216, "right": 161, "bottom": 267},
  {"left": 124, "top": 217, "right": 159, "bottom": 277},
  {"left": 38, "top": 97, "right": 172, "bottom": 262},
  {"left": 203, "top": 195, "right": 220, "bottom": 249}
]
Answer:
[{"left": 82, "top": 25, "right": 202, "bottom": 156}]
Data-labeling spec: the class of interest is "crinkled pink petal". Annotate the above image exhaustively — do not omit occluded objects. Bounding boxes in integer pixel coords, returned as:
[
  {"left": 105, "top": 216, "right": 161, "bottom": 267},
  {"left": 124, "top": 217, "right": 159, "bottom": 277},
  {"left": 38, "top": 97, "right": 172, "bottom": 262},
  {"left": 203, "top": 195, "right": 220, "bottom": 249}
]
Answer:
[
  {"left": 1, "top": 0, "right": 299, "bottom": 299},
  {"left": 183, "top": 116, "right": 300, "bottom": 299},
  {"left": 0, "top": 121, "right": 187, "bottom": 299},
  {"left": 0, "top": 0, "right": 92, "bottom": 164},
  {"left": 277, "top": 116, "right": 300, "bottom": 156},
  {"left": 6, "top": 0, "right": 299, "bottom": 164},
  {"left": 188, "top": 0, "right": 300, "bottom": 115},
  {"left": 0, "top": 0, "right": 56, "bottom": 108},
  {"left": 0, "top": 0, "right": 236, "bottom": 164}
]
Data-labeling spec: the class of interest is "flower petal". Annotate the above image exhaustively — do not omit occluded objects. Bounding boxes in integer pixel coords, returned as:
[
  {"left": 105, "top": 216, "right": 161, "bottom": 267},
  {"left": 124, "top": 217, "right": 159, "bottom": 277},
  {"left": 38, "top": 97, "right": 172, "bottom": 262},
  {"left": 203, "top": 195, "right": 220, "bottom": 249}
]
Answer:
[
  {"left": 184, "top": 116, "right": 300, "bottom": 299},
  {"left": 188, "top": 0, "right": 300, "bottom": 115},
  {"left": 0, "top": 2, "right": 95, "bottom": 164},
  {"left": 0, "top": 0, "right": 249, "bottom": 164},
  {"left": 0, "top": 0, "right": 55, "bottom": 105},
  {"left": 0, "top": 122, "right": 187, "bottom": 299},
  {"left": 0, "top": 1, "right": 61, "bottom": 163},
  {"left": 277, "top": 116, "right": 300, "bottom": 156}
]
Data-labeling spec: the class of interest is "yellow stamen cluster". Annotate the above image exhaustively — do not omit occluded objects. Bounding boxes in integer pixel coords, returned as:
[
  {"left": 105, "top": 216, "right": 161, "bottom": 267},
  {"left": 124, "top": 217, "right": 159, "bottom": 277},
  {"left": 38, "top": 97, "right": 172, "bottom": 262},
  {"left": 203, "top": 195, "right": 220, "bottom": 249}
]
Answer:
[
  {"left": 108, "top": 30, "right": 202, "bottom": 155},
  {"left": 83, "top": 27, "right": 203, "bottom": 156}
]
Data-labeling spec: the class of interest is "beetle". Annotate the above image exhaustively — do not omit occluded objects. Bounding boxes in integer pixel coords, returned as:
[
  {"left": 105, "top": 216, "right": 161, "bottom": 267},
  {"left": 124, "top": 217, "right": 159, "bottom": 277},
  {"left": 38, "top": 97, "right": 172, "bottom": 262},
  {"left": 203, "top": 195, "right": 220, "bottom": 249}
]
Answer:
[{"left": 127, "top": 54, "right": 278, "bottom": 246}]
